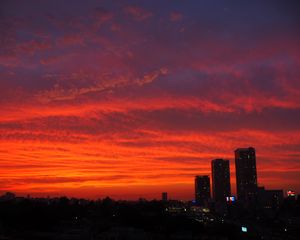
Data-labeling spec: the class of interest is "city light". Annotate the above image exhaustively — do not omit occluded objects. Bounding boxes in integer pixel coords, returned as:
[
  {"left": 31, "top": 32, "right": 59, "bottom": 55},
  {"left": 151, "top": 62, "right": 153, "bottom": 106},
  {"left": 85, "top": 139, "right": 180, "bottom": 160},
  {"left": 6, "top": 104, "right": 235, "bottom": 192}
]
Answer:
[
  {"left": 287, "top": 190, "right": 296, "bottom": 197},
  {"left": 226, "top": 196, "right": 236, "bottom": 202}
]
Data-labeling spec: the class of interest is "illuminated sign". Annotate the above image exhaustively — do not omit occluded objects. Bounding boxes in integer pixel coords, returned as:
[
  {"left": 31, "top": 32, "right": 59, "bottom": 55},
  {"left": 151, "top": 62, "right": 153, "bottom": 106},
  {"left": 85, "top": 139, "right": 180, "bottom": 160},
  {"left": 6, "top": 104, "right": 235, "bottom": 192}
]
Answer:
[
  {"left": 241, "top": 227, "right": 247, "bottom": 233},
  {"left": 226, "top": 196, "right": 236, "bottom": 202},
  {"left": 287, "top": 190, "right": 295, "bottom": 197}
]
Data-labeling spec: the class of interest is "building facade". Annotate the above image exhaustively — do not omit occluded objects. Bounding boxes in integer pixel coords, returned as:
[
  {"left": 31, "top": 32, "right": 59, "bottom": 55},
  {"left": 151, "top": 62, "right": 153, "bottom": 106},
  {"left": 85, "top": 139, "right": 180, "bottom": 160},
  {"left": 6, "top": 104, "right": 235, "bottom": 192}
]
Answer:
[
  {"left": 235, "top": 147, "right": 258, "bottom": 201},
  {"left": 162, "top": 192, "right": 168, "bottom": 201},
  {"left": 257, "top": 186, "right": 284, "bottom": 210},
  {"left": 211, "top": 159, "right": 231, "bottom": 202},
  {"left": 195, "top": 175, "right": 210, "bottom": 205}
]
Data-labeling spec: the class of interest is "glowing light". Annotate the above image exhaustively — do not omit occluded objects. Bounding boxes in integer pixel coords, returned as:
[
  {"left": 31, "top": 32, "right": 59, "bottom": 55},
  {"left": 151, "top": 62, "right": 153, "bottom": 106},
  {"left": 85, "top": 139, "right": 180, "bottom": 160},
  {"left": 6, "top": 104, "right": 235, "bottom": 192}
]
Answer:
[
  {"left": 287, "top": 190, "right": 295, "bottom": 197},
  {"left": 226, "top": 196, "right": 236, "bottom": 202}
]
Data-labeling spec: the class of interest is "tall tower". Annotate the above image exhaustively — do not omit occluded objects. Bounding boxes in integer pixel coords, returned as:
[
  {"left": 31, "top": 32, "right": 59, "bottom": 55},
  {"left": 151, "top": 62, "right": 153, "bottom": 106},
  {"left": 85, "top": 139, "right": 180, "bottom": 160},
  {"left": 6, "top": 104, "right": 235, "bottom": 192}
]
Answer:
[
  {"left": 162, "top": 192, "right": 168, "bottom": 202},
  {"left": 211, "top": 159, "right": 231, "bottom": 202},
  {"left": 235, "top": 147, "right": 258, "bottom": 201},
  {"left": 195, "top": 175, "right": 210, "bottom": 205}
]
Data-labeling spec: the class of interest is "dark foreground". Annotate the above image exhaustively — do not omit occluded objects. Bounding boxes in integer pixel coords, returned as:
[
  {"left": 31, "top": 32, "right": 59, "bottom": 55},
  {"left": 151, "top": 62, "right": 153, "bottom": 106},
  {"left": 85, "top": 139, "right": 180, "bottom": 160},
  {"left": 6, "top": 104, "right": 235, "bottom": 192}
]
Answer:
[{"left": 0, "top": 193, "right": 299, "bottom": 240}]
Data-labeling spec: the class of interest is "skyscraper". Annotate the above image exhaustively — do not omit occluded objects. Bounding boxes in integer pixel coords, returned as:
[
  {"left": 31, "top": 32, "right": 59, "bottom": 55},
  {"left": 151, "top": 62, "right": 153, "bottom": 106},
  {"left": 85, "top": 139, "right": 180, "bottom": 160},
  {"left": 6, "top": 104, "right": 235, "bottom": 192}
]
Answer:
[
  {"left": 211, "top": 159, "right": 231, "bottom": 202},
  {"left": 162, "top": 192, "right": 168, "bottom": 201},
  {"left": 235, "top": 147, "right": 258, "bottom": 201},
  {"left": 195, "top": 175, "right": 210, "bottom": 205}
]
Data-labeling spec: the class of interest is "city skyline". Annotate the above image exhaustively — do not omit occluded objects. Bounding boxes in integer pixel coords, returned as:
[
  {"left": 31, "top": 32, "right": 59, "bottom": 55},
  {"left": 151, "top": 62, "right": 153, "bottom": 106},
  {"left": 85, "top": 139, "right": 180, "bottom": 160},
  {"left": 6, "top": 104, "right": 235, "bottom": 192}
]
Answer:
[{"left": 1, "top": 0, "right": 300, "bottom": 200}]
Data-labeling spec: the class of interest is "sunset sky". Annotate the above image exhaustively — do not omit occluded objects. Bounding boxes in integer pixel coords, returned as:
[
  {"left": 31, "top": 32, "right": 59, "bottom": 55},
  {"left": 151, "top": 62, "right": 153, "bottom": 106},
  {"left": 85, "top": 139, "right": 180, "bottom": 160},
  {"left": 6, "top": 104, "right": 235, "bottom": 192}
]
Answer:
[{"left": 0, "top": 0, "right": 300, "bottom": 200}]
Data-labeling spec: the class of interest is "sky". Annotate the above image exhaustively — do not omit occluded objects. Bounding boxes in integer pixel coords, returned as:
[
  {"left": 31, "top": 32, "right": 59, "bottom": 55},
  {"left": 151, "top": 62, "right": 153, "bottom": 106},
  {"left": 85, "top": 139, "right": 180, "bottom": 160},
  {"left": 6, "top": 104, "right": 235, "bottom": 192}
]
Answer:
[{"left": 0, "top": 0, "right": 300, "bottom": 200}]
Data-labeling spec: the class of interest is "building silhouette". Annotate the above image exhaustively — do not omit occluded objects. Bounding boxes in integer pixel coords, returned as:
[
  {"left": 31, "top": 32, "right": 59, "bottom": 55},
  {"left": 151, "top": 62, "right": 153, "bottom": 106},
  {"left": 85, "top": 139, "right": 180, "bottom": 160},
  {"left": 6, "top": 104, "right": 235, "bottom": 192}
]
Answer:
[
  {"left": 235, "top": 147, "right": 258, "bottom": 201},
  {"left": 195, "top": 175, "right": 210, "bottom": 205},
  {"left": 257, "top": 186, "right": 283, "bottom": 210},
  {"left": 162, "top": 192, "right": 168, "bottom": 201},
  {"left": 211, "top": 159, "right": 231, "bottom": 202}
]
